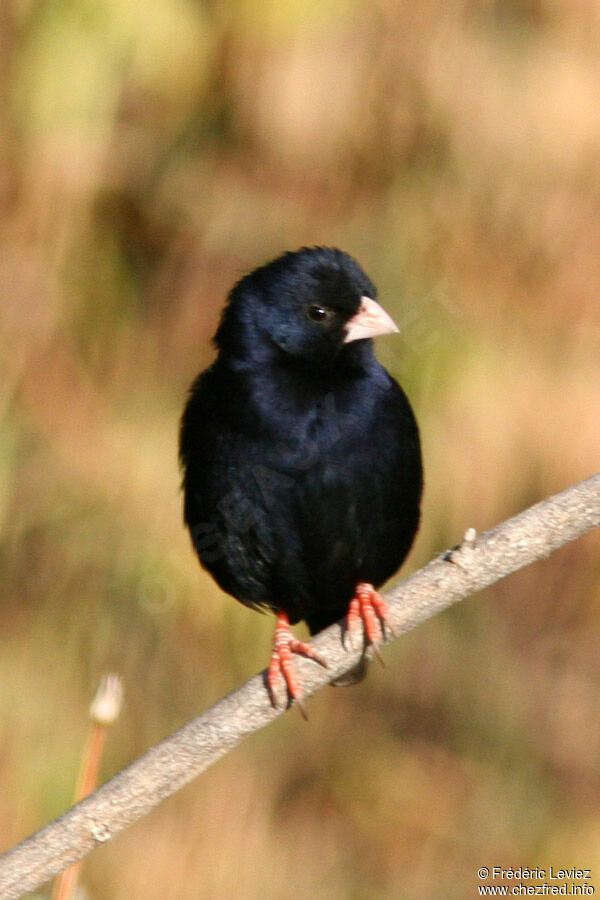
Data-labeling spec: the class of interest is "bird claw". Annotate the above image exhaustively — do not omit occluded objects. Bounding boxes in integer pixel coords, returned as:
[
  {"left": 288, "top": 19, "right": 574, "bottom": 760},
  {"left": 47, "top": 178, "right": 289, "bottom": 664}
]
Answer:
[
  {"left": 342, "top": 622, "right": 359, "bottom": 653},
  {"left": 344, "top": 583, "right": 393, "bottom": 667},
  {"left": 267, "top": 612, "right": 328, "bottom": 717}
]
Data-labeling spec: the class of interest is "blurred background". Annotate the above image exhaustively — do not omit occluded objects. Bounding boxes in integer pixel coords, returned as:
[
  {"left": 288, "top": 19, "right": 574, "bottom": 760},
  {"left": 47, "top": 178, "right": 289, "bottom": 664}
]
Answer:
[{"left": 1, "top": 0, "right": 599, "bottom": 897}]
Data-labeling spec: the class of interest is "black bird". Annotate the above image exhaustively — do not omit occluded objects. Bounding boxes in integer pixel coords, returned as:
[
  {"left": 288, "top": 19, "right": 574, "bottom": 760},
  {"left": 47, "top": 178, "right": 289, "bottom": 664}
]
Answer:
[{"left": 180, "top": 247, "right": 422, "bottom": 713}]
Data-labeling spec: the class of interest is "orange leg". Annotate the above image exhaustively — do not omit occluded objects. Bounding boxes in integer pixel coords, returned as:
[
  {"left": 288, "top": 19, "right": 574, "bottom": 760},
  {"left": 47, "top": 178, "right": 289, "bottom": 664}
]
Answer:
[
  {"left": 268, "top": 611, "right": 327, "bottom": 718},
  {"left": 345, "top": 582, "right": 394, "bottom": 665}
]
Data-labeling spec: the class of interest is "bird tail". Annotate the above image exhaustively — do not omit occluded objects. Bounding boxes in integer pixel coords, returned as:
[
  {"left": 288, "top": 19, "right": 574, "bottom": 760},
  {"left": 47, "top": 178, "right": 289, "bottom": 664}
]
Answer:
[
  {"left": 304, "top": 612, "right": 370, "bottom": 686},
  {"left": 330, "top": 657, "right": 368, "bottom": 686}
]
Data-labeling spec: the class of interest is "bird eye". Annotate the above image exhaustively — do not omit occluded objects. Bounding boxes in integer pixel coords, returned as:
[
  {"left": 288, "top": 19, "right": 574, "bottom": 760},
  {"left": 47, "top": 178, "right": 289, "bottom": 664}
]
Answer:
[{"left": 307, "top": 305, "right": 334, "bottom": 323}]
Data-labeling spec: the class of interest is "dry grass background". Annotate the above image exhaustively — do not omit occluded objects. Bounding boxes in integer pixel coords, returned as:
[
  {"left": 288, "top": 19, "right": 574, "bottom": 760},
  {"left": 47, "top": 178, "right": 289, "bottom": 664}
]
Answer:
[{"left": 1, "top": 1, "right": 599, "bottom": 897}]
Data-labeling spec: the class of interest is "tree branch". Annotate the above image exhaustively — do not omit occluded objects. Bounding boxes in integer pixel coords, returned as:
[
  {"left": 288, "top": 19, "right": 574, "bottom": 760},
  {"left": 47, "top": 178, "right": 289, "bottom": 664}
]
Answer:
[{"left": 1, "top": 473, "right": 599, "bottom": 898}]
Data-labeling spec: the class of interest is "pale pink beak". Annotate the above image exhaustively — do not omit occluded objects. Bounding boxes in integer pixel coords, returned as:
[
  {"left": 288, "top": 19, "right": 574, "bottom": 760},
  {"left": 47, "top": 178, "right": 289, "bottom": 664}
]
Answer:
[{"left": 343, "top": 295, "right": 399, "bottom": 343}]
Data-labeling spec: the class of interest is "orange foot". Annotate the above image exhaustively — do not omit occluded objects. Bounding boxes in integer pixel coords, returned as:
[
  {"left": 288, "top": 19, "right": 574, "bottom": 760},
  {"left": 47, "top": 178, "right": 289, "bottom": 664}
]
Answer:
[
  {"left": 267, "top": 611, "right": 328, "bottom": 718},
  {"left": 345, "top": 582, "right": 394, "bottom": 666}
]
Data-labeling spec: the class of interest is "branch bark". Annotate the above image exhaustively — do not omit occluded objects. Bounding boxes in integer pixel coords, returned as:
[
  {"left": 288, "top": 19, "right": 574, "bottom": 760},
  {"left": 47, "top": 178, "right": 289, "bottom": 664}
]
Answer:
[{"left": 1, "top": 473, "right": 599, "bottom": 898}]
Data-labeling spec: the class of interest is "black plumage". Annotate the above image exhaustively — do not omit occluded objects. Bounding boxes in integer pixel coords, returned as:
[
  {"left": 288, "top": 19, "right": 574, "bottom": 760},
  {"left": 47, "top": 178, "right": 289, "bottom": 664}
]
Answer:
[{"left": 179, "top": 247, "right": 422, "bottom": 708}]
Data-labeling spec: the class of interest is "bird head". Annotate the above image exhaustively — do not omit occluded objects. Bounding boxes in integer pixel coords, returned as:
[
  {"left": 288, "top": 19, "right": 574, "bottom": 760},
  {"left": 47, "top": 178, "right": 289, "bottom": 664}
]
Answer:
[{"left": 215, "top": 247, "right": 398, "bottom": 370}]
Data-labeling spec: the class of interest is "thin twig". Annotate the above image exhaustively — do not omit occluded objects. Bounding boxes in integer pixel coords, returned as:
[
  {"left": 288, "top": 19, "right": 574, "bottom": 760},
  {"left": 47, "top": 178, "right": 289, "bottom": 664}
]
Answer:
[
  {"left": 50, "top": 673, "right": 123, "bottom": 900},
  {"left": 0, "top": 473, "right": 599, "bottom": 899}
]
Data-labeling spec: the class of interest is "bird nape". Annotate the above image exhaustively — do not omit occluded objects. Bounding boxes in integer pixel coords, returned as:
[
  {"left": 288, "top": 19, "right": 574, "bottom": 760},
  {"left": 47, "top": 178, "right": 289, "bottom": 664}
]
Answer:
[{"left": 179, "top": 246, "right": 423, "bottom": 716}]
